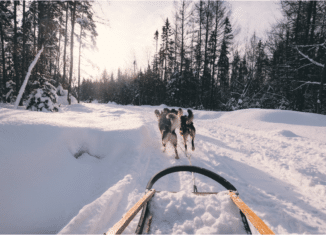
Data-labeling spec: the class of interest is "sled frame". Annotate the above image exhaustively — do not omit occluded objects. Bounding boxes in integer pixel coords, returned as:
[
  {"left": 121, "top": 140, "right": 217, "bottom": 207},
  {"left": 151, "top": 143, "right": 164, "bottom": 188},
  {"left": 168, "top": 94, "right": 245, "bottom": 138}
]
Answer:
[
  {"left": 106, "top": 165, "right": 274, "bottom": 235},
  {"left": 135, "top": 165, "right": 252, "bottom": 234}
]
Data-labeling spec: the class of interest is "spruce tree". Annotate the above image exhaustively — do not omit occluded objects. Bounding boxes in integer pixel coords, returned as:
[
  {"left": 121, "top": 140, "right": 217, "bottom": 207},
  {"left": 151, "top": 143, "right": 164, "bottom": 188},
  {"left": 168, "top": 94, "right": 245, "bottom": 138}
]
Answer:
[
  {"left": 26, "top": 76, "right": 59, "bottom": 112},
  {"left": 217, "top": 17, "right": 233, "bottom": 91}
]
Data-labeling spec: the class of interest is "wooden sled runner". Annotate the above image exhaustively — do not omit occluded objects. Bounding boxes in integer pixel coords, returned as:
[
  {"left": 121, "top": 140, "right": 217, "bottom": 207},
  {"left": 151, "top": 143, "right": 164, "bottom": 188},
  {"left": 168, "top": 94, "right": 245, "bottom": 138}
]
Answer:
[{"left": 106, "top": 165, "right": 274, "bottom": 235}]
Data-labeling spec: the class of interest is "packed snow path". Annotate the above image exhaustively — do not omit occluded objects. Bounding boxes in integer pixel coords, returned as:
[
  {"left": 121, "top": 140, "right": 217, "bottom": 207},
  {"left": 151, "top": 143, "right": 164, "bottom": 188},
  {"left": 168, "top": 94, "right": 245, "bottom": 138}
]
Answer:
[{"left": 0, "top": 103, "right": 326, "bottom": 233}]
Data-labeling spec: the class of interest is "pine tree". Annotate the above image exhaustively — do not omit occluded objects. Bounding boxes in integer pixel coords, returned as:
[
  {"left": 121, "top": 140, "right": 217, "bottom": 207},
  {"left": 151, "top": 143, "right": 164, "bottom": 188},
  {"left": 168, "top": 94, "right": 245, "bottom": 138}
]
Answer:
[
  {"left": 217, "top": 17, "right": 233, "bottom": 92},
  {"left": 26, "top": 76, "right": 59, "bottom": 112},
  {"left": 218, "top": 39, "right": 229, "bottom": 90},
  {"left": 154, "top": 30, "right": 159, "bottom": 76},
  {"left": 161, "top": 18, "right": 174, "bottom": 82},
  {"left": 230, "top": 50, "right": 241, "bottom": 93}
]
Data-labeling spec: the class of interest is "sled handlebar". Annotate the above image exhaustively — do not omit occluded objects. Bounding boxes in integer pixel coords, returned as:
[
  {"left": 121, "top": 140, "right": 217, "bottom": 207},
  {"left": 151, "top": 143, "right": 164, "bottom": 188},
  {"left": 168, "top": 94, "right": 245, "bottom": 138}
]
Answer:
[{"left": 146, "top": 165, "right": 237, "bottom": 191}]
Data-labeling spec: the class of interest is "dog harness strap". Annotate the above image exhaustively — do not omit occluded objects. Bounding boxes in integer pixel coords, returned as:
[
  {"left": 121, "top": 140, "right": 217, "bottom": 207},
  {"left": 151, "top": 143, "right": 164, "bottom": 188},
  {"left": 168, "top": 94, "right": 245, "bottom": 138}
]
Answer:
[{"left": 186, "top": 151, "right": 198, "bottom": 193}]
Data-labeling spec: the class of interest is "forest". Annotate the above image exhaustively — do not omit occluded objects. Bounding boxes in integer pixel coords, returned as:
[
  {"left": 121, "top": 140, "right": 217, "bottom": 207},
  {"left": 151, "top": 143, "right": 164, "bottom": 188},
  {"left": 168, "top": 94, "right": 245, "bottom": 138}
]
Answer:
[{"left": 1, "top": 1, "right": 326, "bottom": 114}]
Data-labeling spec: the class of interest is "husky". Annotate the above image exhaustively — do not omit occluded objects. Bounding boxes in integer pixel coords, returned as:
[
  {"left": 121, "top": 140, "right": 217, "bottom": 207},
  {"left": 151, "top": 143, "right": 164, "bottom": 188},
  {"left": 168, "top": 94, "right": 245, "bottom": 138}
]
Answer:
[
  {"left": 154, "top": 108, "right": 182, "bottom": 159},
  {"left": 179, "top": 109, "right": 196, "bottom": 152}
]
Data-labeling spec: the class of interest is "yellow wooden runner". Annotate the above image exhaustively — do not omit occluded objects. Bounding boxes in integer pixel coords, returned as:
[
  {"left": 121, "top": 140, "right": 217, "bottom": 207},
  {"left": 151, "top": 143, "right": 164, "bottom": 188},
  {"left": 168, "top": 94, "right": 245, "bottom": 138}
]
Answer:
[
  {"left": 106, "top": 189, "right": 156, "bottom": 235},
  {"left": 229, "top": 191, "right": 274, "bottom": 235}
]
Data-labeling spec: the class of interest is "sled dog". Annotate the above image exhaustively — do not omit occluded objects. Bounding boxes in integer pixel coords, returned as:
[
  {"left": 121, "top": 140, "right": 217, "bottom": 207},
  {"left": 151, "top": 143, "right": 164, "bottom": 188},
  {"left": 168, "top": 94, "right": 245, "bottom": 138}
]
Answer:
[
  {"left": 154, "top": 108, "right": 182, "bottom": 159},
  {"left": 180, "top": 109, "right": 196, "bottom": 152}
]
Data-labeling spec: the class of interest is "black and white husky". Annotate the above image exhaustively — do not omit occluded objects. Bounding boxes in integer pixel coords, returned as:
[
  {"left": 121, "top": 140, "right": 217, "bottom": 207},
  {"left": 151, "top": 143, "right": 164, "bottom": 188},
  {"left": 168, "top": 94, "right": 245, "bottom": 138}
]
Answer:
[
  {"left": 154, "top": 108, "right": 182, "bottom": 159},
  {"left": 179, "top": 109, "right": 196, "bottom": 152}
]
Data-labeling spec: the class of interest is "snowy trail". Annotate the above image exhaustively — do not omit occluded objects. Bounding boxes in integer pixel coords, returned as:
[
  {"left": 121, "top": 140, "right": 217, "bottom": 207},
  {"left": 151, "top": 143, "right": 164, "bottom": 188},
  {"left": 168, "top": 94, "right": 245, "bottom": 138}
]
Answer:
[
  {"left": 1, "top": 103, "right": 326, "bottom": 234},
  {"left": 193, "top": 116, "right": 326, "bottom": 233}
]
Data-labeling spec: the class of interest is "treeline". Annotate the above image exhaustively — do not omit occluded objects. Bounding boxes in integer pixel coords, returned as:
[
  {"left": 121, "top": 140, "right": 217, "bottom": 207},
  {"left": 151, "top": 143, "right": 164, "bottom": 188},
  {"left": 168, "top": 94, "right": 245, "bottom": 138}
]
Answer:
[
  {"left": 2, "top": 1, "right": 326, "bottom": 114},
  {"left": 81, "top": 0, "right": 326, "bottom": 114},
  {"left": 0, "top": 1, "right": 97, "bottom": 105}
]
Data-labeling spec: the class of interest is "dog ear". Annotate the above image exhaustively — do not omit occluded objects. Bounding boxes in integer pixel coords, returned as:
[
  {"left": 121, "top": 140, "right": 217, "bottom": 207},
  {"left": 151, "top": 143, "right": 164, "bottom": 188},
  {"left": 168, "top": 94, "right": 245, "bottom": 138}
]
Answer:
[
  {"left": 163, "top": 108, "right": 170, "bottom": 114},
  {"left": 178, "top": 108, "right": 183, "bottom": 117},
  {"left": 154, "top": 110, "right": 160, "bottom": 119}
]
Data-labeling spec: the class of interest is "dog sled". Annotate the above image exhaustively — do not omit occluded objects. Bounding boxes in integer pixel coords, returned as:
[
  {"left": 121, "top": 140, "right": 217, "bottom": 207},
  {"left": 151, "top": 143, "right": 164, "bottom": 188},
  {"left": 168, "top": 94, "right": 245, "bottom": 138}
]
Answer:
[{"left": 106, "top": 165, "right": 274, "bottom": 235}]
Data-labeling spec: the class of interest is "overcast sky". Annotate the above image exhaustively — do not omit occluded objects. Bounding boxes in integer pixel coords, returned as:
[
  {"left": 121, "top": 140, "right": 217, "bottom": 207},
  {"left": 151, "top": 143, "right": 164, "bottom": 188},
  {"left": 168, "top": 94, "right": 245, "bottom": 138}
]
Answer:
[{"left": 82, "top": 1, "right": 283, "bottom": 79}]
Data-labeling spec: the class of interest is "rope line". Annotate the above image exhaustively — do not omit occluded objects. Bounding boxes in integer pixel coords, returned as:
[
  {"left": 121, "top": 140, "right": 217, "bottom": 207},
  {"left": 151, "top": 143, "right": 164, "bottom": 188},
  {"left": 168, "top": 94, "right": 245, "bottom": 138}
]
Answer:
[{"left": 178, "top": 143, "right": 197, "bottom": 192}]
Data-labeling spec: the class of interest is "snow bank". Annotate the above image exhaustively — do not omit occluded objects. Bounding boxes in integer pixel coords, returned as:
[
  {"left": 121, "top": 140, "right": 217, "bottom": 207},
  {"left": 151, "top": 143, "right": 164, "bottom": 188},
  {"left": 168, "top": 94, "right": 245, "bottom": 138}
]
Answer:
[
  {"left": 59, "top": 175, "right": 133, "bottom": 234},
  {"left": 0, "top": 105, "right": 153, "bottom": 233},
  {"left": 206, "top": 108, "right": 326, "bottom": 141}
]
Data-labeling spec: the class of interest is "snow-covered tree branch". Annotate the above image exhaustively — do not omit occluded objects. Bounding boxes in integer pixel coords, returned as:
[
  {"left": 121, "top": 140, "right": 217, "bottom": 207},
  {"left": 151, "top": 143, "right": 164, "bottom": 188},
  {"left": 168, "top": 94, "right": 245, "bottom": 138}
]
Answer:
[
  {"left": 14, "top": 46, "right": 44, "bottom": 109},
  {"left": 295, "top": 46, "right": 324, "bottom": 68}
]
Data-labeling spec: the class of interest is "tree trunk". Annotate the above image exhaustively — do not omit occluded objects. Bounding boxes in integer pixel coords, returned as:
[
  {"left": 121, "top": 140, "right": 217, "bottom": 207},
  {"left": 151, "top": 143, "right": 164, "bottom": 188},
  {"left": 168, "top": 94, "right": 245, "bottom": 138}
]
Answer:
[
  {"left": 202, "top": 4, "right": 210, "bottom": 104},
  {"left": 309, "top": 1, "right": 317, "bottom": 44},
  {"left": 63, "top": 2, "right": 69, "bottom": 86},
  {"left": 190, "top": 19, "right": 194, "bottom": 72},
  {"left": 33, "top": 3, "right": 37, "bottom": 56},
  {"left": 174, "top": 12, "right": 178, "bottom": 73},
  {"left": 55, "top": 27, "right": 62, "bottom": 79},
  {"left": 0, "top": 18, "right": 6, "bottom": 92},
  {"left": 13, "top": 1, "right": 19, "bottom": 93},
  {"left": 49, "top": 60, "right": 52, "bottom": 76},
  {"left": 155, "top": 30, "right": 158, "bottom": 76},
  {"left": 21, "top": 1, "right": 27, "bottom": 92},
  {"left": 295, "top": 0, "right": 302, "bottom": 43},
  {"left": 203, "top": 9, "right": 210, "bottom": 75},
  {"left": 36, "top": 1, "right": 46, "bottom": 77},
  {"left": 317, "top": 59, "right": 326, "bottom": 114},
  {"left": 31, "top": 1, "right": 37, "bottom": 82},
  {"left": 78, "top": 17, "right": 83, "bottom": 103},
  {"left": 195, "top": 0, "right": 203, "bottom": 108},
  {"left": 197, "top": 0, "right": 202, "bottom": 81},
  {"left": 67, "top": 1, "right": 76, "bottom": 105},
  {"left": 211, "top": 3, "right": 220, "bottom": 109},
  {"left": 180, "top": 1, "right": 185, "bottom": 74},
  {"left": 304, "top": 1, "right": 313, "bottom": 45}
]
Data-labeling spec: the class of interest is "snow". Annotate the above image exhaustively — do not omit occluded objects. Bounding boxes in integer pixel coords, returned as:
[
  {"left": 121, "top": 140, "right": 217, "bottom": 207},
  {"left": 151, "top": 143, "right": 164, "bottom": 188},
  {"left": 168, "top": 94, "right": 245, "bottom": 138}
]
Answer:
[
  {"left": 0, "top": 103, "right": 326, "bottom": 234},
  {"left": 148, "top": 191, "right": 246, "bottom": 234}
]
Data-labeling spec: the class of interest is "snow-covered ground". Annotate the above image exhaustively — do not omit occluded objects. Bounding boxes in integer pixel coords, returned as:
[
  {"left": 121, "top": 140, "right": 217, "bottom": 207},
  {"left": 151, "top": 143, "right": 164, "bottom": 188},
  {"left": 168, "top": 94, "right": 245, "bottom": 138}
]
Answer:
[{"left": 1, "top": 102, "right": 326, "bottom": 234}]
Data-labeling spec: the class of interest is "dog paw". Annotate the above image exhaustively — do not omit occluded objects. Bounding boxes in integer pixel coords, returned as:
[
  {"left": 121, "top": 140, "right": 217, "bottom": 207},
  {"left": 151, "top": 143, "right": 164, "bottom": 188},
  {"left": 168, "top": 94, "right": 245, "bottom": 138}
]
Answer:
[
  {"left": 175, "top": 155, "right": 179, "bottom": 159},
  {"left": 192, "top": 147, "right": 195, "bottom": 151}
]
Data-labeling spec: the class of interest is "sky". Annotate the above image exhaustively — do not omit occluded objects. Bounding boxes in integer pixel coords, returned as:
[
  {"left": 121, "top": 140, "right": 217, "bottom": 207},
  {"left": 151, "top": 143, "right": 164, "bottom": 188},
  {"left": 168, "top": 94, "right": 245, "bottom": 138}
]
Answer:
[{"left": 83, "top": 1, "right": 283, "bottom": 80}]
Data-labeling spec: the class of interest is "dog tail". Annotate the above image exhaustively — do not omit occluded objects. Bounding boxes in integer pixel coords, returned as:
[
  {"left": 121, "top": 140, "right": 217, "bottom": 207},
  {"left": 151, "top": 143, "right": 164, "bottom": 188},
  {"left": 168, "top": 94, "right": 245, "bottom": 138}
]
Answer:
[
  {"left": 187, "top": 109, "right": 194, "bottom": 124},
  {"left": 166, "top": 113, "right": 180, "bottom": 130},
  {"left": 154, "top": 109, "right": 161, "bottom": 119}
]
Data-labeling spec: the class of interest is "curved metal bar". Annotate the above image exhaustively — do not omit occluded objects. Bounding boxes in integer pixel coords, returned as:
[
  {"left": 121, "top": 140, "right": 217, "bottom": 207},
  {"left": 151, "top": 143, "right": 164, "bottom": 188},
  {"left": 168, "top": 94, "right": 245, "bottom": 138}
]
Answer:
[{"left": 146, "top": 165, "right": 237, "bottom": 191}]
